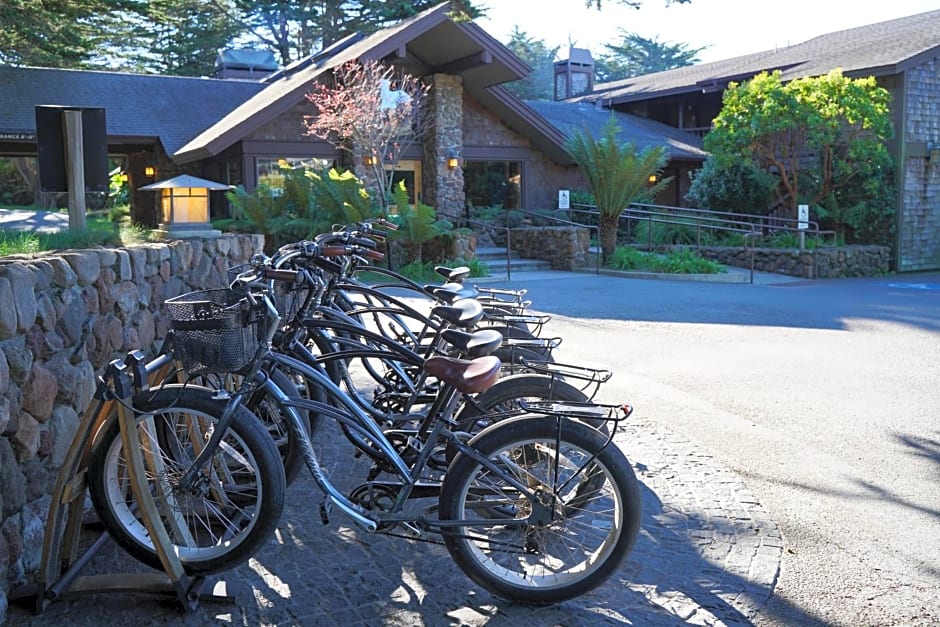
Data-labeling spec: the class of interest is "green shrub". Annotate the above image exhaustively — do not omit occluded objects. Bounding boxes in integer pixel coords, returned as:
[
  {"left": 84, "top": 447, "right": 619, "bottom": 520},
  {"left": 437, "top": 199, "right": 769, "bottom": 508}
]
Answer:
[
  {"left": 569, "top": 190, "right": 595, "bottom": 206},
  {"left": 649, "top": 248, "right": 724, "bottom": 274},
  {"left": 608, "top": 246, "right": 647, "bottom": 270},
  {"left": 685, "top": 159, "right": 777, "bottom": 214},
  {"left": 388, "top": 182, "right": 453, "bottom": 265},
  {"left": 632, "top": 210, "right": 704, "bottom": 246},
  {"left": 606, "top": 245, "right": 724, "bottom": 274},
  {"left": 222, "top": 166, "right": 379, "bottom": 252}
]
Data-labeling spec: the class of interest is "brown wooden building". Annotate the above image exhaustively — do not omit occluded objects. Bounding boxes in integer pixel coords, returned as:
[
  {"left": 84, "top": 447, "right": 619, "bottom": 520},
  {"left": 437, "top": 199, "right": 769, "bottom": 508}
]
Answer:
[
  {"left": 0, "top": 2, "right": 705, "bottom": 227},
  {"left": 1, "top": 3, "right": 938, "bottom": 269}
]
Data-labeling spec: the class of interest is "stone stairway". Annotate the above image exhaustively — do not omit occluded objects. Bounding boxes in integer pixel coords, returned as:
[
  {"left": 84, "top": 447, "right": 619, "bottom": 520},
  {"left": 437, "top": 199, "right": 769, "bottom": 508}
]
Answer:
[{"left": 475, "top": 246, "right": 552, "bottom": 279}]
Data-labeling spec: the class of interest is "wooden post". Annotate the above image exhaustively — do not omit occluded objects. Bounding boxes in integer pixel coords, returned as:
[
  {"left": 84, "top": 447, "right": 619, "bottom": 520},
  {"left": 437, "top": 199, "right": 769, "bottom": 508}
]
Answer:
[{"left": 63, "top": 109, "right": 87, "bottom": 231}]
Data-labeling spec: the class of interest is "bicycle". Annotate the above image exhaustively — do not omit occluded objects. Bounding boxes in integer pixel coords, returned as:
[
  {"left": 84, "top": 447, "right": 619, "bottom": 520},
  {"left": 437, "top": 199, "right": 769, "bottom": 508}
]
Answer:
[
  {"left": 242, "top": 238, "right": 616, "bottom": 450},
  {"left": 86, "top": 248, "right": 643, "bottom": 603}
]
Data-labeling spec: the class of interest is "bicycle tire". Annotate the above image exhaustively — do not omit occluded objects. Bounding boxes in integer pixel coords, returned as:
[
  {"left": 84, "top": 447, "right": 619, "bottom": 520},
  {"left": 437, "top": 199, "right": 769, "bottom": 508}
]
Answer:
[
  {"left": 492, "top": 345, "right": 554, "bottom": 375},
  {"left": 87, "top": 386, "right": 286, "bottom": 576},
  {"left": 455, "top": 374, "right": 593, "bottom": 433},
  {"left": 439, "top": 415, "right": 641, "bottom": 603},
  {"left": 487, "top": 325, "right": 553, "bottom": 358}
]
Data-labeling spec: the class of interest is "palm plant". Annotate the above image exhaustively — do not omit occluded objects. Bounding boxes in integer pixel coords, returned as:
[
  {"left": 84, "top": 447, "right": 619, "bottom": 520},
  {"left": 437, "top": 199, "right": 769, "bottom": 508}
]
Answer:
[{"left": 565, "top": 116, "right": 669, "bottom": 264}]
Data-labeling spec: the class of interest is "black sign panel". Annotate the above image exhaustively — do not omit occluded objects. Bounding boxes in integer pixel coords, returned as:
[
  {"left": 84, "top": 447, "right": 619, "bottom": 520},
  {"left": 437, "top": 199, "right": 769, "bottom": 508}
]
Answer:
[{"left": 35, "top": 106, "right": 108, "bottom": 193}]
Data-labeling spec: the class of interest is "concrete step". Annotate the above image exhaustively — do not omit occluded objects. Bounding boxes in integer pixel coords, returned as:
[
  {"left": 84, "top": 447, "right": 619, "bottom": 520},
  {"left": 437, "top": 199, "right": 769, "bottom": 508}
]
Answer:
[
  {"left": 475, "top": 246, "right": 520, "bottom": 261},
  {"left": 473, "top": 246, "right": 554, "bottom": 278},
  {"left": 483, "top": 257, "right": 552, "bottom": 270}
]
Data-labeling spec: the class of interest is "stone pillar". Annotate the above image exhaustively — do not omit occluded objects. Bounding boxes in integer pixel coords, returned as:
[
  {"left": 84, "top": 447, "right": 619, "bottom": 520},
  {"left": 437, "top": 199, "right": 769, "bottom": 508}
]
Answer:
[{"left": 424, "top": 73, "right": 465, "bottom": 221}]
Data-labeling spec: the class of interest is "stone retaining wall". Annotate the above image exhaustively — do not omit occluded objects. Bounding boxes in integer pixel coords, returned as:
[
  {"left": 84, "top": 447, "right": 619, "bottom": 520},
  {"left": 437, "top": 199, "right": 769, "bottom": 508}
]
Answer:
[
  {"left": 0, "top": 234, "right": 261, "bottom": 622},
  {"left": 694, "top": 245, "right": 891, "bottom": 278},
  {"left": 510, "top": 226, "right": 591, "bottom": 271},
  {"left": 504, "top": 226, "right": 890, "bottom": 279}
]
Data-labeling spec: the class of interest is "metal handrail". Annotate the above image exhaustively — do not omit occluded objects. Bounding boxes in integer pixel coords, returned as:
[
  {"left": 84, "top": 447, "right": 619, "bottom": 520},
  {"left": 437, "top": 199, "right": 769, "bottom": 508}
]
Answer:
[
  {"left": 566, "top": 202, "right": 838, "bottom": 283},
  {"left": 629, "top": 203, "right": 839, "bottom": 247}
]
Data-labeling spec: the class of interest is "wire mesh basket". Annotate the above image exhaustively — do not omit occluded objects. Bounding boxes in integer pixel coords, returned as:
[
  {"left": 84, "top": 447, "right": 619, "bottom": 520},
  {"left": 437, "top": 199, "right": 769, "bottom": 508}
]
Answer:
[
  {"left": 227, "top": 263, "right": 309, "bottom": 320},
  {"left": 164, "top": 289, "right": 260, "bottom": 375}
]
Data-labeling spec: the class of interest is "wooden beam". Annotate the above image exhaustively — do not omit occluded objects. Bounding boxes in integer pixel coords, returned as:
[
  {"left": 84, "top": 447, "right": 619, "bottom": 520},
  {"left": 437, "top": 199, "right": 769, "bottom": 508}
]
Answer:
[
  {"left": 63, "top": 110, "right": 87, "bottom": 231},
  {"left": 433, "top": 50, "right": 492, "bottom": 75}
]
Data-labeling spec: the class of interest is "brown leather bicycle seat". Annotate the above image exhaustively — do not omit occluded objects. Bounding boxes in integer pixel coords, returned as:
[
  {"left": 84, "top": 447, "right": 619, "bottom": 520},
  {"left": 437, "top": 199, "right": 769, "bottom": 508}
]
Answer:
[{"left": 424, "top": 355, "right": 501, "bottom": 394}]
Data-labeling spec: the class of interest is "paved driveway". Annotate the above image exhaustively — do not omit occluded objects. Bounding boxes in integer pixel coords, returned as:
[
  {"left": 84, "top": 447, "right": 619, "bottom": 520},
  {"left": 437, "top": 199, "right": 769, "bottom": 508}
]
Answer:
[
  {"left": 5, "top": 269, "right": 938, "bottom": 626},
  {"left": 0, "top": 209, "right": 70, "bottom": 232},
  {"left": 498, "top": 271, "right": 940, "bottom": 626}
]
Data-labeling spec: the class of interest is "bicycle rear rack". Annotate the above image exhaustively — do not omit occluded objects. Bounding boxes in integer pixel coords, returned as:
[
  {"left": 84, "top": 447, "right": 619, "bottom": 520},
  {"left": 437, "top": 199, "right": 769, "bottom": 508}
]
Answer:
[{"left": 515, "top": 360, "right": 613, "bottom": 400}]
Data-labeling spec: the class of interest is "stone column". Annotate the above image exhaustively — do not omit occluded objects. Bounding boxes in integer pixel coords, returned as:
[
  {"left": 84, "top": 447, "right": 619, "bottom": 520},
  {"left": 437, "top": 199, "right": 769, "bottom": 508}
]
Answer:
[{"left": 424, "top": 73, "right": 465, "bottom": 221}]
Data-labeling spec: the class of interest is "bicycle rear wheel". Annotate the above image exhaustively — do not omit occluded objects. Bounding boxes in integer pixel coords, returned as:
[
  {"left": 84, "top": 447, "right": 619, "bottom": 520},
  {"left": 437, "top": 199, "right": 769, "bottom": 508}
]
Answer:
[
  {"left": 87, "top": 386, "right": 286, "bottom": 575},
  {"left": 439, "top": 415, "right": 641, "bottom": 603},
  {"left": 455, "top": 373, "right": 595, "bottom": 432}
]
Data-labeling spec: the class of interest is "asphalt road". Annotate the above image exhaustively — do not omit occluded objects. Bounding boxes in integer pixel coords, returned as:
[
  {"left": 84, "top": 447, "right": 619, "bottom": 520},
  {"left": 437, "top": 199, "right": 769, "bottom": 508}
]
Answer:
[{"left": 482, "top": 271, "right": 940, "bottom": 626}]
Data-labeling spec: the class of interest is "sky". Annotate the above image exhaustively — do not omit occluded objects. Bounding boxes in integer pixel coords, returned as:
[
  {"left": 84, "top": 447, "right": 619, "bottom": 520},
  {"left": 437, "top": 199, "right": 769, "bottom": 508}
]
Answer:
[{"left": 476, "top": 0, "right": 940, "bottom": 64}]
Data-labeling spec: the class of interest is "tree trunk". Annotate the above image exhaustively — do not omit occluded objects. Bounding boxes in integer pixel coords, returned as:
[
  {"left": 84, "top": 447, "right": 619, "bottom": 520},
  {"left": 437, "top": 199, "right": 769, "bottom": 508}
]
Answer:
[{"left": 599, "top": 214, "right": 620, "bottom": 265}]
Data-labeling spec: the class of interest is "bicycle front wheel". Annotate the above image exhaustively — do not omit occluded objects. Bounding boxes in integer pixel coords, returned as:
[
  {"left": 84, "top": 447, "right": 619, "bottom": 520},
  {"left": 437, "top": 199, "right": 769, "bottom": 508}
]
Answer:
[
  {"left": 439, "top": 415, "right": 641, "bottom": 603},
  {"left": 87, "top": 386, "right": 286, "bottom": 575}
]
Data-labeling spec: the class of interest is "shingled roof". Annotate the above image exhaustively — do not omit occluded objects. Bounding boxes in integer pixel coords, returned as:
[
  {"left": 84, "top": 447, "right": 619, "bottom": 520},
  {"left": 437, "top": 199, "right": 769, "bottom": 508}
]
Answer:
[
  {"left": 578, "top": 9, "right": 940, "bottom": 104},
  {"left": 524, "top": 99, "right": 706, "bottom": 160},
  {"left": 0, "top": 66, "right": 266, "bottom": 154}
]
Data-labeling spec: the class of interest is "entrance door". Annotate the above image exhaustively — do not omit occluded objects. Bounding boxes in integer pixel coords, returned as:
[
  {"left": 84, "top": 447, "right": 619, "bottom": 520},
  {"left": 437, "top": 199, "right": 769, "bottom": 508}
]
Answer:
[{"left": 390, "top": 159, "right": 422, "bottom": 205}]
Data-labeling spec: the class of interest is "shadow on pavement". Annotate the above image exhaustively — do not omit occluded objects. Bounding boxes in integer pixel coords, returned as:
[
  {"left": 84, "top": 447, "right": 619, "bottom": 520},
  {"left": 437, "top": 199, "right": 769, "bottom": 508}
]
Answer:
[{"left": 5, "top": 420, "right": 818, "bottom": 626}]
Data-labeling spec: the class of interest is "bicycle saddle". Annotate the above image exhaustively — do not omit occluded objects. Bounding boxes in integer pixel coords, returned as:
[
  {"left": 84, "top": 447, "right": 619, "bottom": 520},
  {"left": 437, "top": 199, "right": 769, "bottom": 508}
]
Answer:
[
  {"left": 434, "top": 265, "right": 471, "bottom": 282},
  {"left": 424, "top": 355, "right": 501, "bottom": 394},
  {"left": 431, "top": 298, "right": 484, "bottom": 328},
  {"left": 441, "top": 328, "right": 503, "bottom": 358},
  {"left": 425, "top": 283, "right": 478, "bottom": 303}
]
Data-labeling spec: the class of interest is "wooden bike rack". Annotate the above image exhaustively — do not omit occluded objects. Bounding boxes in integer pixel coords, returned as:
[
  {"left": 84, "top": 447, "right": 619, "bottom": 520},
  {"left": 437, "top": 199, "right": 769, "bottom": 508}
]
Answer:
[{"left": 8, "top": 350, "right": 235, "bottom": 614}]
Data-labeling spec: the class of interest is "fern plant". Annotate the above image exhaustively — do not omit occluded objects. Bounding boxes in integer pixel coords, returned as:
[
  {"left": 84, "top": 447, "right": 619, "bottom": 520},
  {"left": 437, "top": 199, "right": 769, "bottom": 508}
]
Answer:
[
  {"left": 221, "top": 166, "right": 380, "bottom": 251},
  {"left": 387, "top": 182, "right": 451, "bottom": 264}
]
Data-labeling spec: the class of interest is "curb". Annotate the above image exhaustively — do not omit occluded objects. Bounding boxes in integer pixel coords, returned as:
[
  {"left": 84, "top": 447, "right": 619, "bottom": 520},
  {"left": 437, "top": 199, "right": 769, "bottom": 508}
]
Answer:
[{"left": 573, "top": 266, "right": 752, "bottom": 283}]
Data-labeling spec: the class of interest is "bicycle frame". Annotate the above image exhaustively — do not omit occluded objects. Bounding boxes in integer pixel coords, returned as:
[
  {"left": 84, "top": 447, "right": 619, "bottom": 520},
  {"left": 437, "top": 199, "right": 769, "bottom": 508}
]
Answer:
[
  {"left": 235, "top": 349, "right": 567, "bottom": 534},
  {"left": 170, "top": 256, "right": 621, "bottom": 538}
]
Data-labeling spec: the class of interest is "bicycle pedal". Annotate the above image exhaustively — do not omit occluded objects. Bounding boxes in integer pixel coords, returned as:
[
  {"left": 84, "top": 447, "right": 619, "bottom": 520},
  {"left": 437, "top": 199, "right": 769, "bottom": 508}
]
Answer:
[{"left": 319, "top": 497, "right": 333, "bottom": 525}]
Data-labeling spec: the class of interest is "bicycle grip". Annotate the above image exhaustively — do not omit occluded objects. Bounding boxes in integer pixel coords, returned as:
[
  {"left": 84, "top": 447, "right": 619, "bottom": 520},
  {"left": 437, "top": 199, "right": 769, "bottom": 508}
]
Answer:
[
  {"left": 263, "top": 268, "right": 300, "bottom": 283},
  {"left": 363, "top": 249, "right": 385, "bottom": 261},
  {"left": 351, "top": 236, "right": 377, "bottom": 249},
  {"left": 320, "top": 245, "right": 349, "bottom": 257},
  {"left": 374, "top": 217, "right": 399, "bottom": 231}
]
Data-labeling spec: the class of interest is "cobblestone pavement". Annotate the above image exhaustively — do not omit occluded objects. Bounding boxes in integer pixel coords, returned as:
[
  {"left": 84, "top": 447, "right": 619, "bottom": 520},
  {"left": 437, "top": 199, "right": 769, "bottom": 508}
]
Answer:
[{"left": 6, "top": 411, "right": 782, "bottom": 626}]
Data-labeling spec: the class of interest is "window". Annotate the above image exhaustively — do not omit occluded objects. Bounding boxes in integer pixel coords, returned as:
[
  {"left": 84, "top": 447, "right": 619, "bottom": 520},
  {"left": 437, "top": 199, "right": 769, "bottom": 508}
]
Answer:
[
  {"left": 463, "top": 161, "right": 522, "bottom": 209},
  {"left": 256, "top": 157, "right": 334, "bottom": 194}
]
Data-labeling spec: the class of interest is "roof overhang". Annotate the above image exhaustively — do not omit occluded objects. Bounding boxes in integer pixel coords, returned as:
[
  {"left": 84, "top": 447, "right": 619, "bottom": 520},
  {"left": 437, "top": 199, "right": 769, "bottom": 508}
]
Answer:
[
  {"left": 475, "top": 86, "right": 574, "bottom": 165},
  {"left": 173, "top": 2, "right": 533, "bottom": 164}
]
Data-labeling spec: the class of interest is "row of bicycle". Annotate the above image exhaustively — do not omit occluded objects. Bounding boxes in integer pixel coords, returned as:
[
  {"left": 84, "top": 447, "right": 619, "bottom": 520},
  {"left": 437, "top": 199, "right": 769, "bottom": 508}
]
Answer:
[{"left": 86, "top": 218, "right": 642, "bottom": 604}]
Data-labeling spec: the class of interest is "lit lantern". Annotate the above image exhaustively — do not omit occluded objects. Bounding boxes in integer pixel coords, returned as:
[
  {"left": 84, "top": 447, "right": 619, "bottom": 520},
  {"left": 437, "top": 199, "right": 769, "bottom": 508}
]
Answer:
[{"left": 139, "top": 174, "right": 230, "bottom": 239}]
